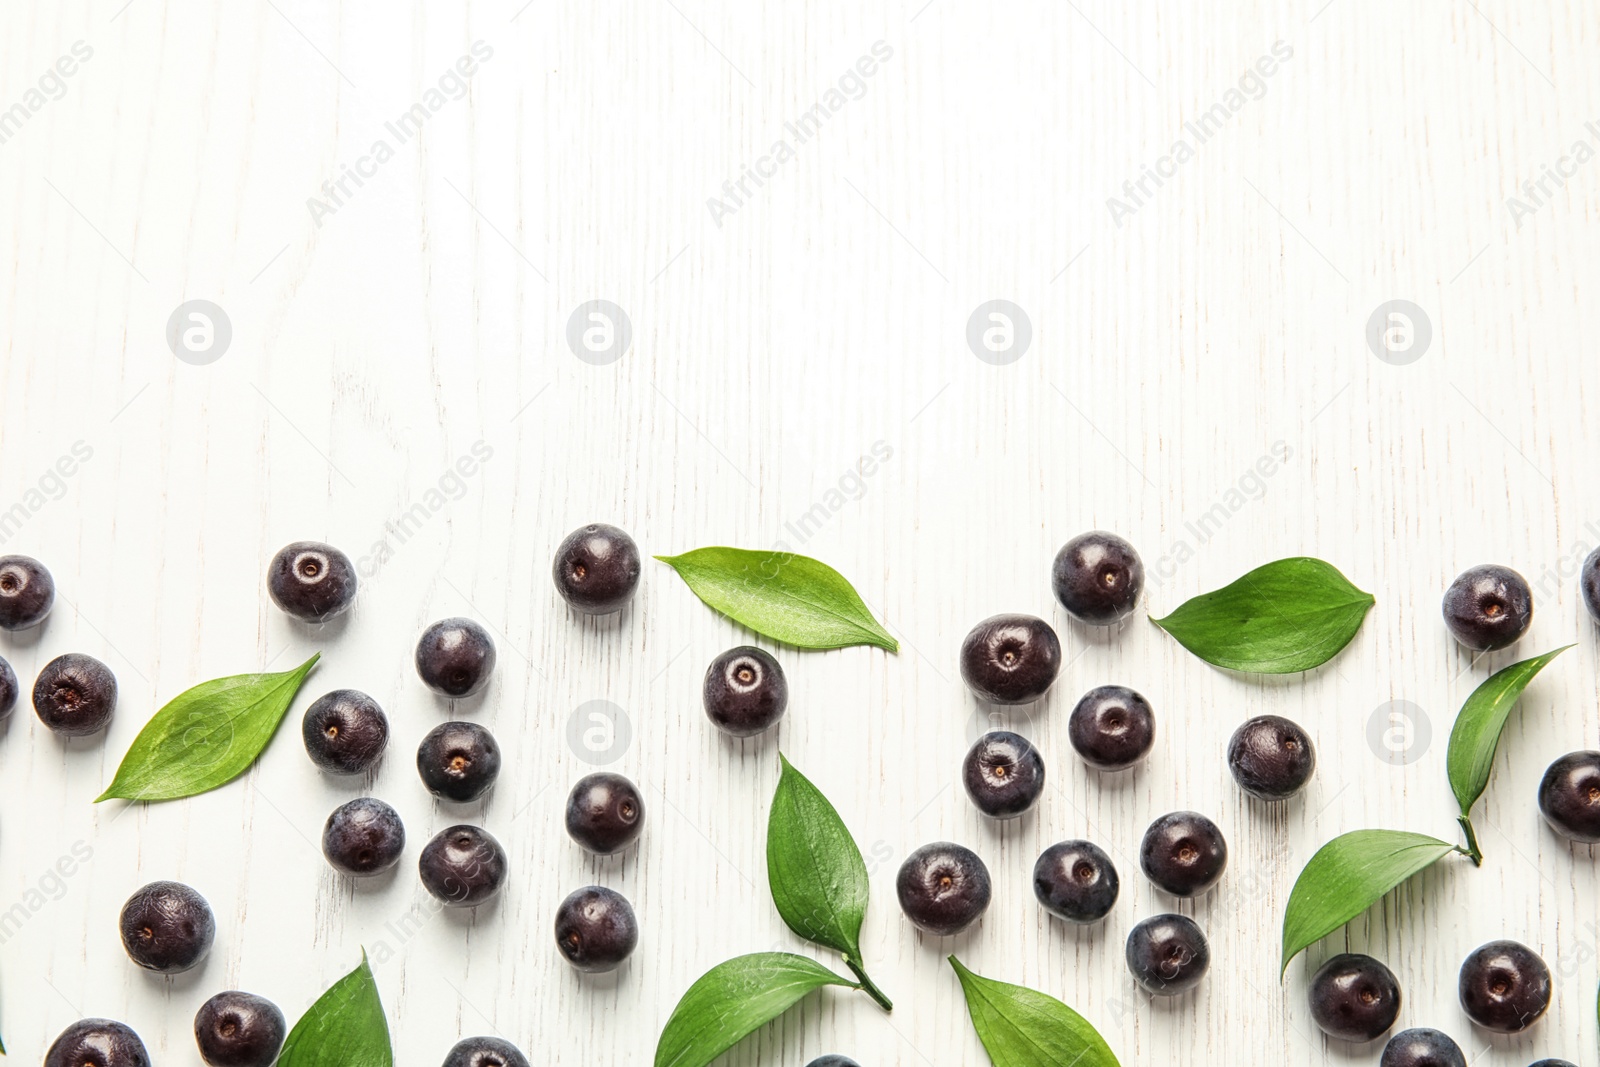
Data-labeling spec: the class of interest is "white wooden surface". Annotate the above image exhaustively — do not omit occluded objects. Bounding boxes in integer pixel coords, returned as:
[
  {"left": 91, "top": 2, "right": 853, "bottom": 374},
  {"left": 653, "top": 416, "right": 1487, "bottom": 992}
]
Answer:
[{"left": 2, "top": 1, "right": 1599, "bottom": 1063}]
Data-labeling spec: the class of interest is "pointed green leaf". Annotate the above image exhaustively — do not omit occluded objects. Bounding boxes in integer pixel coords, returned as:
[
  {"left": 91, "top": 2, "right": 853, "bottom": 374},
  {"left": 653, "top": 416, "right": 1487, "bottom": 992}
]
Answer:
[
  {"left": 655, "top": 548, "right": 897, "bottom": 652},
  {"left": 1448, "top": 645, "right": 1572, "bottom": 818},
  {"left": 1151, "top": 557, "right": 1374, "bottom": 673},
  {"left": 1281, "top": 830, "right": 1458, "bottom": 975},
  {"left": 96, "top": 654, "right": 320, "bottom": 803},
  {"left": 950, "top": 956, "right": 1121, "bottom": 1067},
  {"left": 654, "top": 953, "right": 854, "bottom": 1067},
  {"left": 277, "top": 951, "right": 392, "bottom": 1067}
]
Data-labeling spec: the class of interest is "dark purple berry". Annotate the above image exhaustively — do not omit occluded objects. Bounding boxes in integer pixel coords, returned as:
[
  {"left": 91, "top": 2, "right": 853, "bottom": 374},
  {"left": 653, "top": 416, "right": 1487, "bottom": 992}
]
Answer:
[
  {"left": 1459, "top": 940, "right": 1551, "bottom": 1033},
  {"left": 1442, "top": 564, "right": 1532, "bottom": 652},
  {"left": 417, "top": 721, "right": 502, "bottom": 802},
  {"left": 0, "top": 655, "right": 16, "bottom": 717},
  {"left": 1052, "top": 531, "right": 1143, "bottom": 625},
  {"left": 1582, "top": 547, "right": 1600, "bottom": 623},
  {"left": 554, "top": 885, "right": 639, "bottom": 972},
  {"left": 194, "top": 991, "right": 286, "bottom": 1067},
  {"left": 553, "top": 523, "right": 641, "bottom": 615},
  {"left": 1527, "top": 1061, "right": 1577, "bottom": 1067},
  {"left": 565, "top": 772, "right": 645, "bottom": 854},
  {"left": 267, "top": 541, "right": 356, "bottom": 622},
  {"left": 118, "top": 880, "right": 215, "bottom": 974},
  {"left": 46, "top": 1018, "right": 150, "bottom": 1067},
  {"left": 1033, "top": 840, "right": 1118, "bottom": 924},
  {"left": 1308, "top": 953, "right": 1402, "bottom": 1042},
  {"left": 1068, "top": 685, "right": 1155, "bottom": 770},
  {"left": 702, "top": 646, "right": 788, "bottom": 737},
  {"left": 1379, "top": 1028, "right": 1466, "bottom": 1067},
  {"left": 1125, "top": 914, "right": 1209, "bottom": 995},
  {"left": 443, "top": 1036, "right": 532, "bottom": 1067},
  {"left": 959, "top": 614, "right": 1061, "bottom": 705},
  {"left": 0, "top": 553, "right": 54, "bottom": 630},
  {"left": 1140, "top": 811, "right": 1227, "bottom": 898},
  {"left": 962, "top": 730, "right": 1045, "bottom": 819},
  {"left": 415, "top": 618, "right": 496, "bottom": 698},
  {"left": 805, "top": 1059, "right": 860, "bottom": 1067},
  {"left": 1537, "top": 750, "right": 1600, "bottom": 843},
  {"left": 302, "top": 689, "right": 388, "bottom": 774},
  {"left": 896, "top": 842, "right": 991, "bottom": 936},
  {"left": 1227, "top": 714, "right": 1315, "bottom": 800},
  {"left": 420, "top": 825, "right": 508, "bottom": 907},
  {"left": 322, "top": 797, "right": 406, "bottom": 876},
  {"left": 33, "top": 652, "right": 116, "bottom": 736}
]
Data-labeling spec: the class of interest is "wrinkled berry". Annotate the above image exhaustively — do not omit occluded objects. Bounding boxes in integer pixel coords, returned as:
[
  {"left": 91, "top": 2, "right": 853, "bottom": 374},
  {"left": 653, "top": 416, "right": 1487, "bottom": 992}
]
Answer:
[
  {"left": 1442, "top": 564, "right": 1532, "bottom": 652},
  {"left": 1140, "top": 811, "right": 1227, "bottom": 898},
  {"left": 417, "top": 721, "right": 502, "bottom": 802},
  {"left": 1537, "top": 750, "right": 1600, "bottom": 843},
  {"left": 1125, "top": 914, "right": 1209, "bottom": 995},
  {"left": 702, "top": 646, "right": 788, "bottom": 737},
  {"left": 443, "top": 1036, "right": 532, "bottom": 1067},
  {"left": 1228, "top": 714, "right": 1315, "bottom": 800},
  {"left": 1033, "top": 840, "right": 1118, "bottom": 924},
  {"left": 896, "top": 842, "right": 991, "bottom": 936},
  {"left": 553, "top": 523, "right": 641, "bottom": 615},
  {"left": 565, "top": 772, "right": 645, "bottom": 854},
  {"left": 194, "top": 991, "right": 286, "bottom": 1067},
  {"left": 119, "top": 880, "right": 215, "bottom": 974},
  {"left": 322, "top": 797, "right": 406, "bottom": 876},
  {"left": 962, "top": 730, "right": 1045, "bottom": 819},
  {"left": 1068, "top": 685, "right": 1155, "bottom": 770},
  {"left": 302, "top": 689, "right": 389, "bottom": 774},
  {"left": 0, "top": 655, "right": 15, "bottom": 717},
  {"left": 420, "top": 825, "right": 508, "bottom": 907},
  {"left": 0, "top": 553, "right": 54, "bottom": 630},
  {"left": 267, "top": 541, "right": 356, "bottom": 622},
  {"left": 959, "top": 614, "right": 1061, "bottom": 705},
  {"left": 1459, "top": 940, "right": 1551, "bottom": 1033},
  {"left": 1052, "top": 531, "right": 1144, "bottom": 625},
  {"left": 33, "top": 652, "right": 116, "bottom": 736},
  {"left": 555, "top": 885, "right": 639, "bottom": 972},
  {"left": 1379, "top": 1028, "right": 1466, "bottom": 1067},
  {"left": 46, "top": 1019, "right": 150, "bottom": 1067},
  {"left": 1308, "top": 953, "right": 1401, "bottom": 1042},
  {"left": 415, "top": 618, "right": 496, "bottom": 698}
]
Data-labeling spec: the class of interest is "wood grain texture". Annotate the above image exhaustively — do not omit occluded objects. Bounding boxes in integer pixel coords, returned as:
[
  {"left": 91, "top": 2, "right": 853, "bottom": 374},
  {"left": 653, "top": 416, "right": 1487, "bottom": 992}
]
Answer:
[{"left": 1, "top": 0, "right": 1598, "bottom": 1062}]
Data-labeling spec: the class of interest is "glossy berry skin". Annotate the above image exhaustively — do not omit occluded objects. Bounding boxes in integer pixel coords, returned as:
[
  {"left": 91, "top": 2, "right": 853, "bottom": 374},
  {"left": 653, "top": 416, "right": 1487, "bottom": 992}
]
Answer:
[
  {"left": 443, "top": 1036, "right": 532, "bottom": 1067},
  {"left": 1442, "top": 564, "right": 1533, "bottom": 651},
  {"left": 267, "top": 541, "right": 356, "bottom": 622},
  {"left": 896, "top": 842, "right": 991, "bottom": 936},
  {"left": 420, "top": 825, "right": 508, "bottom": 907},
  {"left": 1308, "top": 953, "right": 1402, "bottom": 1042},
  {"left": 1459, "top": 940, "right": 1551, "bottom": 1033},
  {"left": 1537, "top": 751, "right": 1600, "bottom": 843},
  {"left": 1033, "top": 840, "right": 1118, "bottom": 924},
  {"left": 565, "top": 772, "right": 645, "bottom": 854},
  {"left": 554, "top": 886, "right": 639, "bottom": 972},
  {"left": 46, "top": 1018, "right": 150, "bottom": 1067},
  {"left": 1052, "top": 531, "right": 1144, "bottom": 625},
  {"left": 702, "top": 646, "right": 788, "bottom": 737},
  {"left": 962, "top": 731, "right": 1045, "bottom": 819},
  {"left": 1125, "top": 914, "right": 1209, "bottom": 996},
  {"left": 33, "top": 652, "right": 117, "bottom": 736},
  {"left": 417, "top": 721, "right": 502, "bottom": 802},
  {"left": 1583, "top": 548, "right": 1600, "bottom": 623},
  {"left": 118, "top": 880, "right": 215, "bottom": 974},
  {"left": 805, "top": 1059, "right": 861, "bottom": 1067},
  {"left": 193, "top": 991, "right": 287, "bottom": 1067},
  {"left": 1527, "top": 1061, "right": 1577, "bottom": 1067},
  {"left": 0, "top": 553, "right": 54, "bottom": 630},
  {"left": 1379, "top": 1028, "right": 1466, "bottom": 1067},
  {"left": 553, "top": 523, "right": 641, "bottom": 615},
  {"left": 322, "top": 797, "right": 406, "bottom": 876},
  {"left": 1227, "top": 714, "right": 1316, "bottom": 800},
  {"left": 0, "top": 655, "right": 15, "bottom": 717},
  {"left": 302, "top": 689, "right": 389, "bottom": 774},
  {"left": 959, "top": 614, "right": 1061, "bottom": 705},
  {"left": 1140, "top": 811, "right": 1227, "bottom": 898},
  {"left": 1068, "top": 685, "right": 1155, "bottom": 770},
  {"left": 415, "top": 618, "right": 497, "bottom": 698}
]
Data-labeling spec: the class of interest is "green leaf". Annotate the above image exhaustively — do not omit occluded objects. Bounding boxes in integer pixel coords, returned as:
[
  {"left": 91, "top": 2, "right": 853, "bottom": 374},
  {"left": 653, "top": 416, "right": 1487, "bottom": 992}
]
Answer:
[
  {"left": 277, "top": 951, "right": 392, "bottom": 1067},
  {"left": 1151, "top": 557, "right": 1374, "bottom": 673},
  {"left": 1281, "top": 830, "right": 1459, "bottom": 975},
  {"left": 654, "top": 953, "right": 855, "bottom": 1067},
  {"left": 655, "top": 548, "right": 897, "bottom": 652},
  {"left": 949, "top": 956, "right": 1121, "bottom": 1067},
  {"left": 96, "top": 654, "right": 320, "bottom": 803},
  {"left": 767, "top": 755, "right": 890, "bottom": 1010}
]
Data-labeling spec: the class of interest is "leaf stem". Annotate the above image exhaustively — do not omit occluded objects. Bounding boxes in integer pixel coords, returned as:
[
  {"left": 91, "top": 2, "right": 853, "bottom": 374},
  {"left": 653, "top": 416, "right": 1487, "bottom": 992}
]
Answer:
[
  {"left": 844, "top": 958, "right": 893, "bottom": 1012},
  {"left": 1456, "top": 815, "right": 1484, "bottom": 866}
]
